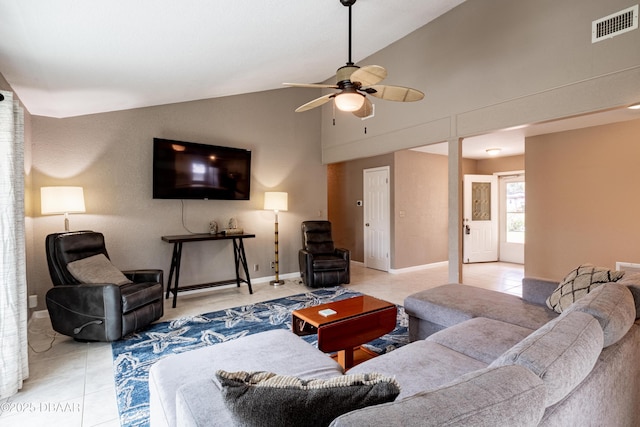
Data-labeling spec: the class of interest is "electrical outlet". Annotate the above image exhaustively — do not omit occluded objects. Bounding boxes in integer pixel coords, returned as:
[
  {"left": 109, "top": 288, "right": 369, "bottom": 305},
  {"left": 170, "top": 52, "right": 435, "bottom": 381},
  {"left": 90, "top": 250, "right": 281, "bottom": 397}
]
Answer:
[
  {"left": 28, "top": 295, "right": 37, "bottom": 308},
  {"left": 253, "top": 264, "right": 259, "bottom": 272},
  {"left": 271, "top": 261, "right": 275, "bottom": 269}
]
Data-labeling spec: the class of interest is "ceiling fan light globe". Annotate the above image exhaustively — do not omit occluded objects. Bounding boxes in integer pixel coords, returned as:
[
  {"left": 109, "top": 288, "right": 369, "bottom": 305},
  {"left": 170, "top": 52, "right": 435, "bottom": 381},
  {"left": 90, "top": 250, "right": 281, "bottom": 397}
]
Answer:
[{"left": 335, "top": 92, "right": 365, "bottom": 112}]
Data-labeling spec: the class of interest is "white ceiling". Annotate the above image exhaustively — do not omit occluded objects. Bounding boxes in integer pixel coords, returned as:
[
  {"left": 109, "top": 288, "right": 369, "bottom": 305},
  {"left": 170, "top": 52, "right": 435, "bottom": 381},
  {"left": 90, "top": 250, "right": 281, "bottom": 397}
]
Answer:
[{"left": 0, "top": 0, "right": 466, "bottom": 118}]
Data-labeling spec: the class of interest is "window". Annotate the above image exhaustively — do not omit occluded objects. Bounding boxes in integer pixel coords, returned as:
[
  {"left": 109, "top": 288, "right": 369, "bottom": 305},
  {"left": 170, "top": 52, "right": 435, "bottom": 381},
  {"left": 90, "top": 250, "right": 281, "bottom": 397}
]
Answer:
[{"left": 505, "top": 181, "right": 525, "bottom": 243}]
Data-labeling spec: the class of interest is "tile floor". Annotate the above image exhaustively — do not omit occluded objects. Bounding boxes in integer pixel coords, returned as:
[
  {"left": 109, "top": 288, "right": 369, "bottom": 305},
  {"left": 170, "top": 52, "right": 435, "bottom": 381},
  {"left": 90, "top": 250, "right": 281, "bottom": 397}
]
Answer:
[{"left": 1, "top": 261, "right": 523, "bottom": 426}]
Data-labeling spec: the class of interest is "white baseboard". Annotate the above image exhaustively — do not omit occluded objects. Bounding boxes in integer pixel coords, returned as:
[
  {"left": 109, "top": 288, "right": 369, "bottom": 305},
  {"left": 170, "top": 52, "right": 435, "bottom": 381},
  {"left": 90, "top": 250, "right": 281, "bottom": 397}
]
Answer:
[
  {"left": 389, "top": 261, "right": 448, "bottom": 274},
  {"left": 252, "top": 272, "right": 302, "bottom": 284},
  {"left": 28, "top": 309, "right": 49, "bottom": 325}
]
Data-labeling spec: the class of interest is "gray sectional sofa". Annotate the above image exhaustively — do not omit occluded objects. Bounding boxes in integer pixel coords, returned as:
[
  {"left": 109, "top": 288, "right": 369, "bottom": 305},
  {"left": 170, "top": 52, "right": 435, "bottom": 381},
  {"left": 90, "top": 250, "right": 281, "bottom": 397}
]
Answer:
[{"left": 149, "top": 276, "right": 640, "bottom": 426}]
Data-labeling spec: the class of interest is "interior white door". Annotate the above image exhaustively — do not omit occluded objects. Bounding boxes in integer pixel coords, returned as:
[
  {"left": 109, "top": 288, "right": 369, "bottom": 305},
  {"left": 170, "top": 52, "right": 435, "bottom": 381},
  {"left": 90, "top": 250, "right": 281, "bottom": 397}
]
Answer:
[
  {"left": 363, "top": 166, "right": 390, "bottom": 271},
  {"left": 499, "top": 174, "right": 525, "bottom": 264},
  {"left": 463, "top": 174, "right": 498, "bottom": 263}
]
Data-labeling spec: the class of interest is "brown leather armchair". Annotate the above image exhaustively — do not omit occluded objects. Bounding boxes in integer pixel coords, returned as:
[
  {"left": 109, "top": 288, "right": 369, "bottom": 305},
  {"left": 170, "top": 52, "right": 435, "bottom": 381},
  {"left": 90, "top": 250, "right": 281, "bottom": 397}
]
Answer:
[
  {"left": 299, "top": 221, "right": 350, "bottom": 288},
  {"left": 45, "top": 231, "right": 164, "bottom": 341}
]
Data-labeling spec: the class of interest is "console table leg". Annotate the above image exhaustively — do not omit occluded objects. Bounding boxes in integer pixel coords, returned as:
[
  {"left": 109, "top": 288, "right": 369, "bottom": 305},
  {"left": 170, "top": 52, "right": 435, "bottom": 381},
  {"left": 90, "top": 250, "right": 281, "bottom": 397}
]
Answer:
[
  {"left": 166, "top": 243, "right": 179, "bottom": 300},
  {"left": 172, "top": 242, "right": 183, "bottom": 308},
  {"left": 233, "top": 238, "right": 253, "bottom": 294}
]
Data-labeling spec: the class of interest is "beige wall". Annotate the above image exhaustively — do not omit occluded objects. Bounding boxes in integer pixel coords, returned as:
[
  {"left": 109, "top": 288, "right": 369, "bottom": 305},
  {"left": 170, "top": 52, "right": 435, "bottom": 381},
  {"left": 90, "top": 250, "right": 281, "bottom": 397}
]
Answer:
[
  {"left": 526, "top": 118, "right": 640, "bottom": 280},
  {"left": 29, "top": 88, "right": 326, "bottom": 310},
  {"left": 476, "top": 155, "right": 524, "bottom": 175},
  {"left": 394, "top": 151, "right": 449, "bottom": 269},
  {"left": 328, "top": 150, "right": 480, "bottom": 269},
  {"left": 321, "top": 0, "right": 640, "bottom": 163},
  {"left": 328, "top": 153, "right": 394, "bottom": 263}
]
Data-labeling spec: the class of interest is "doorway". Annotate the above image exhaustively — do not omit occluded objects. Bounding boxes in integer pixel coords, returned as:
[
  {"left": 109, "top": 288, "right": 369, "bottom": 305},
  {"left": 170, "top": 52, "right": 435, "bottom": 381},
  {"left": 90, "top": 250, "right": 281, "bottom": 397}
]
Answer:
[
  {"left": 463, "top": 174, "right": 498, "bottom": 263},
  {"left": 363, "top": 166, "right": 390, "bottom": 271}
]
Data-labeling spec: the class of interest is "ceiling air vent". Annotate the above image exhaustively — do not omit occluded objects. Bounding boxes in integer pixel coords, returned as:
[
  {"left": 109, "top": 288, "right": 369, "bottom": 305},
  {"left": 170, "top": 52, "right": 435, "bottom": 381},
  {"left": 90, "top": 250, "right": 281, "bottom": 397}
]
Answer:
[{"left": 592, "top": 5, "right": 638, "bottom": 43}]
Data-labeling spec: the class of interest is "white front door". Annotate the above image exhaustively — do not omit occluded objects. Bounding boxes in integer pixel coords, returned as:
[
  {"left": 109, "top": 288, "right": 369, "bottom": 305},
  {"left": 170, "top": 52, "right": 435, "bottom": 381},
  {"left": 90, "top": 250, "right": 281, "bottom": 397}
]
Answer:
[
  {"left": 499, "top": 174, "right": 525, "bottom": 264},
  {"left": 363, "top": 166, "right": 390, "bottom": 271},
  {"left": 463, "top": 174, "right": 498, "bottom": 263}
]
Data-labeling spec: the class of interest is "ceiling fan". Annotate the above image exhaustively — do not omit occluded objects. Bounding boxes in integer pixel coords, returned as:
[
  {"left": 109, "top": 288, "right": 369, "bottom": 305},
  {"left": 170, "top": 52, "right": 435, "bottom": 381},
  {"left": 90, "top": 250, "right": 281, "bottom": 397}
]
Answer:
[{"left": 284, "top": 0, "right": 425, "bottom": 118}]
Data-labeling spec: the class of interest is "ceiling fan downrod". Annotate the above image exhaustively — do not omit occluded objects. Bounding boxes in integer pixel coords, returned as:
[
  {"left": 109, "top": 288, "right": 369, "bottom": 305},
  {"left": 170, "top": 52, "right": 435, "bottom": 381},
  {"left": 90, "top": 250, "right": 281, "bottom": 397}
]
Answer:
[{"left": 341, "top": 0, "right": 357, "bottom": 66}]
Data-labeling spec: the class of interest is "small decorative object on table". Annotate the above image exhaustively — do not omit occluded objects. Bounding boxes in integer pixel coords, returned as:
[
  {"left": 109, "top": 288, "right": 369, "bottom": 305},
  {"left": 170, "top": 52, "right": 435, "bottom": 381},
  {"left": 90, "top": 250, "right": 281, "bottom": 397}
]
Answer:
[
  {"left": 228, "top": 217, "right": 238, "bottom": 230},
  {"left": 209, "top": 220, "right": 219, "bottom": 234}
]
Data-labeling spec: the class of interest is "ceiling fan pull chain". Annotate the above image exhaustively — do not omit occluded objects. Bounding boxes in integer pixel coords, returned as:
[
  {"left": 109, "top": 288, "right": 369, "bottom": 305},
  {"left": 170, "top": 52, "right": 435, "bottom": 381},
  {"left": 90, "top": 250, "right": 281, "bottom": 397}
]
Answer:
[{"left": 333, "top": 101, "right": 336, "bottom": 126}]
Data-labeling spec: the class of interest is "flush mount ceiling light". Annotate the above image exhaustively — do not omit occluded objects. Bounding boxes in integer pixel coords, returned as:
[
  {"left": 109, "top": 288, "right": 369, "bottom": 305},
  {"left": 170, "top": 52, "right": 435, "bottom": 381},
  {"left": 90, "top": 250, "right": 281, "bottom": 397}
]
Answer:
[
  {"left": 628, "top": 102, "right": 640, "bottom": 110},
  {"left": 486, "top": 148, "right": 501, "bottom": 156},
  {"left": 284, "top": 0, "right": 424, "bottom": 117}
]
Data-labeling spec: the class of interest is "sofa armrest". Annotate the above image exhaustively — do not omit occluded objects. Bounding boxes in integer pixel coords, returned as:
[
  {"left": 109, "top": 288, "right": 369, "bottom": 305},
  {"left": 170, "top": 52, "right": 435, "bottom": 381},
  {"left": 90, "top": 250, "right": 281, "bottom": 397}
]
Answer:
[
  {"left": 123, "top": 269, "right": 163, "bottom": 284},
  {"left": 330, "top": 365, "right": 545, "bottom": 427},
  {"left": 522, "top": 277, "right": 559, "bottom": 306}
]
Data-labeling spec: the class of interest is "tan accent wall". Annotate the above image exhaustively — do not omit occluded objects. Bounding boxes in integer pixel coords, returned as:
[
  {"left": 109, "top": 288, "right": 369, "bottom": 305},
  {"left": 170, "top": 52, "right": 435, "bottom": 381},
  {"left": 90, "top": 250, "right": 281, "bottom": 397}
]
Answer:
[
  {"left": 476, "top": 155, "right": 524, "bottom": 175},
  {"left": 394, "top": 151, "right": 449, "bottom": 269},
  {"left": 525, "top": 118, "right": 640, "bottom": 280},
  {"left": 29, "top": 88, "right": 326, "bottom": 308},
  {"left": 328, "top": 150, "right": 478, "bottom": 269},
  {"left": 328, "top": 153, "right": 394, "bottom": 263}
]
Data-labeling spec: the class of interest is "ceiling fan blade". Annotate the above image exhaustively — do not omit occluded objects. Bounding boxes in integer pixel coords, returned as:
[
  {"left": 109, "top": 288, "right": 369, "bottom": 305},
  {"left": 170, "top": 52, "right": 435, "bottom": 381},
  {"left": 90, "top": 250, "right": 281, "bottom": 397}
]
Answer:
[
  {"left": 350, "top": 65, "right": 387, "bottom": 87},
  {"left": 294, "top": 93, "right": 335, "bottom": 112},
  {"left": 352, "top": 97, "right": 373, "bottom": 118},
  {"left": 284, "top": 82, "right": 338, "bottom": 89},
  {"left": 368, "top": 85, "right": 424, "bottom": 102}
]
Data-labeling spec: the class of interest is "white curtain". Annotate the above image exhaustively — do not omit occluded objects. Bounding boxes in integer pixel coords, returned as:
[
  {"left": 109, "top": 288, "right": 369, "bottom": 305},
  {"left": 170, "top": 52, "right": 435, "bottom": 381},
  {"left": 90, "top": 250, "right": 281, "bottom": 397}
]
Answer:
[{"left": 0, "top": 90, "right": 28, "bottom": 399}]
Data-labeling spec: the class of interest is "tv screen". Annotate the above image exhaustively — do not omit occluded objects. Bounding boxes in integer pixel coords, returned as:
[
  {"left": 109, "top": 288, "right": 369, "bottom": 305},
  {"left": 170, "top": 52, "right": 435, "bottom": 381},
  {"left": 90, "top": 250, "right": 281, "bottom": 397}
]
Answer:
[{"left": 152, "top": 138, "right": 251, "bottom": 200}]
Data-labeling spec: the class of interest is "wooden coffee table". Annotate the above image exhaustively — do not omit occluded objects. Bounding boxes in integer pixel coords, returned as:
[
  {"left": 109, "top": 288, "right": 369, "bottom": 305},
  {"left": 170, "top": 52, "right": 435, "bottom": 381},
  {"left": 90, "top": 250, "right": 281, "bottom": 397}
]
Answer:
[{"left": 291, "top": 295, "right": 397, "bottom": 369}]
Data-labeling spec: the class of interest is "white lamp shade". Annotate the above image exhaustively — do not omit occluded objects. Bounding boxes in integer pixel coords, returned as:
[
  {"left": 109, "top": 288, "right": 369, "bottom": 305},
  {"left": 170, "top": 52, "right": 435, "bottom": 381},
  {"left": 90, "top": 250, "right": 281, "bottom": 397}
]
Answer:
[
  {"left": 41, "top": 186, "right": 86, "bottom": 215},
  {"left": 264, "top": 192, "right": 288, "bottom": 212},
  {"left": 334, "top": 92, "right": 365, "bottom": 112}
]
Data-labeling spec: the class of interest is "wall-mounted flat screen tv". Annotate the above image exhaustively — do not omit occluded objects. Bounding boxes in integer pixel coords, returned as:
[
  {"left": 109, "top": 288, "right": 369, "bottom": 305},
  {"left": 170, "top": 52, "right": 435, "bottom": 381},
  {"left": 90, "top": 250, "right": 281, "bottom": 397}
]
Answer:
[{"left": 153, "top": 138, "right": 251, "bottom": 200}]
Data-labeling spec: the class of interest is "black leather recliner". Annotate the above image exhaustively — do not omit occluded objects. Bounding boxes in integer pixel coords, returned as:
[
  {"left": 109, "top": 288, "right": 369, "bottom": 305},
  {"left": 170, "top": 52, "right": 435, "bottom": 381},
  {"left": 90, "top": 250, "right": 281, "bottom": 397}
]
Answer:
[
  {"left": 45, "top": 231, "right": 164, "bottom": 341},
  {"left": 299, "top": 221, "right": 350, "bottom": 288}
]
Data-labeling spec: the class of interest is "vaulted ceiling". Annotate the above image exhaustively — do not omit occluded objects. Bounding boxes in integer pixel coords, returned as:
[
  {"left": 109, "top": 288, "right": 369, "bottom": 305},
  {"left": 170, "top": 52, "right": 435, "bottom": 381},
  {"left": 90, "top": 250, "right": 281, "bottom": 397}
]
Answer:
[{"left": 0, "top": 0, "right": 466, "bottom": 118}]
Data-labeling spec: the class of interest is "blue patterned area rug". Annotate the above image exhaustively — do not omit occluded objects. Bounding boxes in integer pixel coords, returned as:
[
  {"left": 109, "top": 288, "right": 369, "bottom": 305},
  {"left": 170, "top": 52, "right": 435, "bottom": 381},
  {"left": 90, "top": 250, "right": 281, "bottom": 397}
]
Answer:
[{"left": 111, "top": 286, "right": 409, "bottom": 427}]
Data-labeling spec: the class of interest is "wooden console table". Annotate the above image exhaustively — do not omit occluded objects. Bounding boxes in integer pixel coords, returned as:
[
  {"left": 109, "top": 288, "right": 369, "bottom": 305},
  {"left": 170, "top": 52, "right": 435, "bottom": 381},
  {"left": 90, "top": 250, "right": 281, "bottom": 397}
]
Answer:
[{"left": 161, "top": 233, "right": 255, "bottom": 308}]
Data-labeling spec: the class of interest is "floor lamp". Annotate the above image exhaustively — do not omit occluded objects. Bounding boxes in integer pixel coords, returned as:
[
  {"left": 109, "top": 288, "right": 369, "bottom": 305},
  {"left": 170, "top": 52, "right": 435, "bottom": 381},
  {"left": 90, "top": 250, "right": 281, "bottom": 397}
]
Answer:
[
  {"left": 41, "top": 186, "right": 86, "bottom": 231},
  {"left": 264, "top": 192, "right": 288, "bottom": 286}
]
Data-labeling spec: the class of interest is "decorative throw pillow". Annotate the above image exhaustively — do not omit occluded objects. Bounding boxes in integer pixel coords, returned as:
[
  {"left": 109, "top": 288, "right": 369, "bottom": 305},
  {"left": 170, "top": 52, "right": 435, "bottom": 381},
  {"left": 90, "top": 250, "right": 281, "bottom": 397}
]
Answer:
[
  {"left": 546, "top": 264, "right": 625, "bottom": 313},
  {"left": 67, "top": 254, "right": 131, "bottom": 285},
  {"left": 215, "top": 370, "right": 400, "bottom": 427}
]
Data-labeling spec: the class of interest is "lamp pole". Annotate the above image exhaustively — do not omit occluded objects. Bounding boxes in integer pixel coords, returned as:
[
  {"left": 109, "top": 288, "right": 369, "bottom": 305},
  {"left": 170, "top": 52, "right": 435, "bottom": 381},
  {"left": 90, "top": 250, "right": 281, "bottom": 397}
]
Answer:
[
  {"left": 264, "top": 191, "right": 288, "bottom": 286},
  {"left": 270, "top": 209, "right": 284, "bottom": 286}
]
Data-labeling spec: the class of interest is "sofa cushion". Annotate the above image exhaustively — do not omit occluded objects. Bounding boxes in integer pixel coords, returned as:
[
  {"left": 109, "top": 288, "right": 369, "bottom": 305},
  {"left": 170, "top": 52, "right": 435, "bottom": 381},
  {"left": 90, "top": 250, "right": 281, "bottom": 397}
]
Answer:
[
  {"left": 490, "top": 311, "right": 603, "bottom": 406},
  {"left": 149, "top": 329, "right": 344, "bottom": 427},
  {"left": 348, "top": 340, "right": 487, "bottom": 400},
  {"left": 216, "top": 370, "right": 399, "bottom": 427},
  {"left": 330, "top": 365, "right": 546, "bottom": 427},
  {"left": 405, "top": 284, "right": 557, "bottom": 333},
  {"left": 67, "top": 253, "right": 131, "bottom": 285},
  {"left": 426, "top": 317, "right": 534, "bottom": 364},
  {"left": 561, "top": 283, "right": 635, "bottom": 348},
  {"left": 546, "top": 264, "right": 625, "bottom": 313}
]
